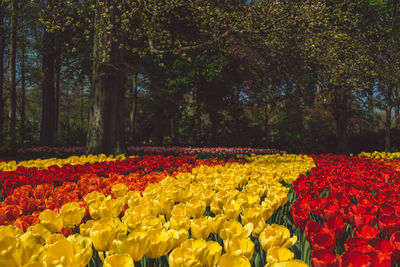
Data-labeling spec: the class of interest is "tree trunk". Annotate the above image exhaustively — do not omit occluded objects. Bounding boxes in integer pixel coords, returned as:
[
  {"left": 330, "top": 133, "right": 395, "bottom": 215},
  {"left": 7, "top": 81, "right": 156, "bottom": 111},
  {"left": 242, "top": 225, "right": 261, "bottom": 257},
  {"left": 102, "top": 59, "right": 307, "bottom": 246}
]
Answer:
[
  {"left": 85, "top": 1, "right": 126, "bottom": 155},
  {"left": 385, "top": 85, "right": 393, "bottom": 152},
  {"left": 0, "top": 4, "right": 5, "bottom": 146},
  {"left": 9, "top": 0, "right": 17, "bottom": 147},
  {"left": 129, "top": 73, "right": 138, "bottom": 141},
  {"left": 264, "top": 97, "right": 269, "bottom": 145},
  {"left": 368, "top": 84, "right": 374, "bottom": 131},
  {"left": 395, "top": 87, "right": 400, "bottom": 129},
  {"left": 334, "top": 86, "right": 348, "bottom": 154},
  {"left": 40, "top": 30, "right": 57, "bottom": 146},
  {"left": 54, "top": 46, "right": 61, "bottom": 141},
  {"left": 20, "top": 42, "right": 26, "bottom": 141}
]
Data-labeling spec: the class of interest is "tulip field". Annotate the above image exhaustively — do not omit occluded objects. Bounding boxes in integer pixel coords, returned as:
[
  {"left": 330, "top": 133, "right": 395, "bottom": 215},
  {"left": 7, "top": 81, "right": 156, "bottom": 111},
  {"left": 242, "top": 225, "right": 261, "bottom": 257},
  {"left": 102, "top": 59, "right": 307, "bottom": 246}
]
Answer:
[{"left": 2, "top": 149, "right": 400, "bottom": 266}]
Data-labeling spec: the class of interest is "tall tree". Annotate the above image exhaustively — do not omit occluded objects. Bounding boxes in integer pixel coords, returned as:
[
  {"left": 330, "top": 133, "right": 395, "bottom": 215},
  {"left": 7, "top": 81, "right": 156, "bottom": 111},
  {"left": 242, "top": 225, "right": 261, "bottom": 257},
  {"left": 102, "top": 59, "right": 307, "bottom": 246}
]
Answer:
[
  {"left": 85, "top": 0, "right": 127, "bottom": 154},
  {"left": 85, "top": 0, "right": 250, "bottom": 154}
]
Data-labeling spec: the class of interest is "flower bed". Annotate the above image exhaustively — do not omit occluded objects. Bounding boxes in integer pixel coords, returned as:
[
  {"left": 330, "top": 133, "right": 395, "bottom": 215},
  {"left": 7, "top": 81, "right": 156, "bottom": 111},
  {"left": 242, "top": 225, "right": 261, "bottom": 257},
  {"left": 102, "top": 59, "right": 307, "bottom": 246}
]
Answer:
[
  {"left": 0, "top": 154, "right": 314, "bottom": 267},
  {"left": 0, "top": 157, "right": 236, "bottom": 231},
  {"left": 292, "top": 154, "right": 400, "bottom": 266},
  {"left": 0, "top": 155, "right": 196, "bottom": 197}
]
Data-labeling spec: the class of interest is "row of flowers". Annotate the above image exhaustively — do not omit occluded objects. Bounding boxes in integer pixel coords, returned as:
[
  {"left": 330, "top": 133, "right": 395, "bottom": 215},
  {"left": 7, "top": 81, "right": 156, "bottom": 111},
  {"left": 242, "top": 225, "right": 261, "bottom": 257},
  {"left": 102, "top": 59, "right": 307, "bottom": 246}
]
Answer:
[
  {"left": 0, "top": 155, "right": 197, "bottom": 197},
  {"left": 0, "top": 157, "right": 235, "bottom": 230},
  {"left": 127, "top": 146, "right": 287, "bottom": 156},
  {"left": 358, "top": 151, "right": 400, "bottom": 160},
  {"left": 0, "top": 154, "right": 315, "bottom": 267},
  {"left": 291, "top": 154, "right": 400, "bottom": 266},
  {"left": 0, "top": 154, "right": 128, "bottom": 172},
  {"left": 10, "top": 146, "right": 287, "bottom": 158}
]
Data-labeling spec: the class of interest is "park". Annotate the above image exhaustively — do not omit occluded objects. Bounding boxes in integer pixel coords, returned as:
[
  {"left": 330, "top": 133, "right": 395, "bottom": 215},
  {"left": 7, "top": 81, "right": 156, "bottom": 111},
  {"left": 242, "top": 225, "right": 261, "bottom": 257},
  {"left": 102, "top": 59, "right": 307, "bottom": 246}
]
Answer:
[{"left": 0, "top": 1, "right": 400, "bottom": 266}]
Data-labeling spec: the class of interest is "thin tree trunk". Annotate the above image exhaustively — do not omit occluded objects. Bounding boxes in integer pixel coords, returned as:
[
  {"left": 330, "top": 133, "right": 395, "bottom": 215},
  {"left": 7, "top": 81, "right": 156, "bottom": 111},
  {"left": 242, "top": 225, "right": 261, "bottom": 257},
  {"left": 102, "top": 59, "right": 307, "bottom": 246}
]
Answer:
[
  {"left": 86, "top": 1, "right": 126, "bottom": 155},
  {"left": 129, "top": 73, "right": 138, "bottom": 140},
  {"left": 385, "top": 85, "right": 393, "bottom": 152},
  {"left": 81, "top": 72, "right": 84, "bottom": 143},
  {"left": 40, "top": 29, "right": 56, "bottom": 145},
  {"left": 20, "top": 42, "right": 26, "bottom": 141},
  {"left": 334, "top": 86, "right": 348, "bottom": 154},
  {"left": 9, "top": 0, "right": 17, "bottom": 147},
  {"left": 395, "top": 87, "right": 400, "bottom": 129},
  {"left": 0, "top": 4, "right": 5, "bottom": 146},
  {"left": 54, "top": 46, "right": 61, "bottom": 141},
  {"left": 263, "top": 97, "right": 269, "bottom": 145}
]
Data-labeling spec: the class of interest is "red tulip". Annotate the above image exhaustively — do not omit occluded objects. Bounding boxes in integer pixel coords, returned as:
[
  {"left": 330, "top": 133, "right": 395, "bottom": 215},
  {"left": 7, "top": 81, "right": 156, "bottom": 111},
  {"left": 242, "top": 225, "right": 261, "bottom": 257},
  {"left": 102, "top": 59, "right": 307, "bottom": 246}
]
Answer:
[
  {"left": 311, "top": 249, "right": 338, "bottom": 267},
  {"left": 355, "top": 225, "right": 379, "bottom": 241},
  {"left": 311, "top": 231, "right": 335, "bottom": 251},
  {"left": 305, "top": 220, "right": 323, "bottom": 242},
  {"left": 338, "top": 251, "right": 371, "bottom": 267},
  {"left": 291, "top": 206, "right": 309, "bottom": 229},
  {"left": 325, "top": 214, "right": 346, "bottom": 239},
  {"left": 378, "top": 215, "right": 400, "bottom": 236}
]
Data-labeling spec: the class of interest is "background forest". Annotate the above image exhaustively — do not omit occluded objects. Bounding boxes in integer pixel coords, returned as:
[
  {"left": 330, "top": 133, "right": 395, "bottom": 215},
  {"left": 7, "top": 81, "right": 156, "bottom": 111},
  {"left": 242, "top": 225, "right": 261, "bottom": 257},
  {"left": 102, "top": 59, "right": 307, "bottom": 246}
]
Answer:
[{"left": 0, "top": 0, "right": 399, "bottom": 155}]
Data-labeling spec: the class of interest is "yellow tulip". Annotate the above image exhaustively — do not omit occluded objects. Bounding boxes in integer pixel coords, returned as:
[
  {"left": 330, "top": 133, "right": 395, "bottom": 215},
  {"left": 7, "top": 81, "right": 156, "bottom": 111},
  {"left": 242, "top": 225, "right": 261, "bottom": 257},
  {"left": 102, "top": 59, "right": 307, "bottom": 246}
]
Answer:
[
  {"left": 240, "top": 207, "right": 267, "bottom": 237},
  {"left": 217, "top": 254, "right": 250, "bottom": 267},
  {"left": 98, "top": 196, "right": 126, "bottom": 218},
  {"left": 67, "top": 234, "right": 93, "bottom": 265},
  {"left": 219, "top": 220, "right": 253, "bottom": 240},
  {"left": 113, "top": 231, "right": 149, "bottom": 261},
  {"left": 188, "top": 199, "right": 207, "bottom": 218},
  {"left": 0, "top": 236, "right": 21, "bottom": 267},
  {"left": 201, "top": 189, "right": 215, "bottom": 207},
  {"left": 103, "top": 254, "right": 134, "bottom": 267},
  {"left": 210, "top": 199, "right": 223, "bottom": 215},
  {"left": 145, "top": 228, "right": 173, "bottom": 258},
  {"left": 213, "top": 191, "right": 230, "bottom": 209},
  {"left": 259, "top": 225, "right": 297, "bottom": 253},
  {"left": 111, "top": 183, "right": 129, "bottom": 198},
  {"left": 140, "top": 215, "right": 164, "bottom": 232},
  {"left": 224, "top": 237, "right": 254, "bottom": 260},
  {"left": 126, "top": 191, "right": 141, "bottom": 208},
  {"left": 39, "top": 209, "right": 63, "bottom": 233},
  {"left": 170, "top": 215, "right": 191, "bottom": 231},
  {"left": 202, "top": 241, "right": 222, "bottom": 267},
  {"left": 84, "top": 191, "right": 105, "bottom": 206},
  {"left": 43, "top": 237, "right": 92, "bottom": 267},
  {"left": 180, "top": 239, "right": 207, "bottom": 262},
  {"left": 169, "top": 247, "right": 201, "bottom": 267},
  {"left": 60, "top": 202, "right": 86, "bottom": 228},
  {"left": 171, "top": 203, "right": 191, "bottom": 218},
  {"left": 27, "top": 224, "right": 51, "bottom": 245},
  {"left": 80, "top": 219, "right": 96, "bottom": 237},
  {"left": 223, "top": 199, "right": 242, "bottom": 220},
  {"left": 153, "top": 197, "right": 175, "bottom": 220},
  {"left": 266, "top": 247, "right": 294, "bottom": 264},
  {"left": 18, "top": 232, "right": 42, "bottom": 265},
  {"left": 170, "top": 228, "right": 189, "bottom": 249},
  {"left": 122, "top": 213, "right": 143, "bottom": 232},
  {"left": 0, "top": 225, "right": 23, "bottom": 238},
  {"left": 265, "top": 259, "right": 308, "bottom": 267},
  {"left": 45, "top": 233, "right": 66, "bottom": 245},
  {"left": 191, "top": 217, "right": 211, "bottom": 240},
  {"left": 90, "top": 222, "right": 117, "bottom": 251},
  {"left": 209, "top": 214, "right": 227, "bottom": 235},
  {"left": 89, "top": 201, "right": 102, "bottom": 220},
  {"left": 131, "top": 203, "right": 156, "bottom": 218}
]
